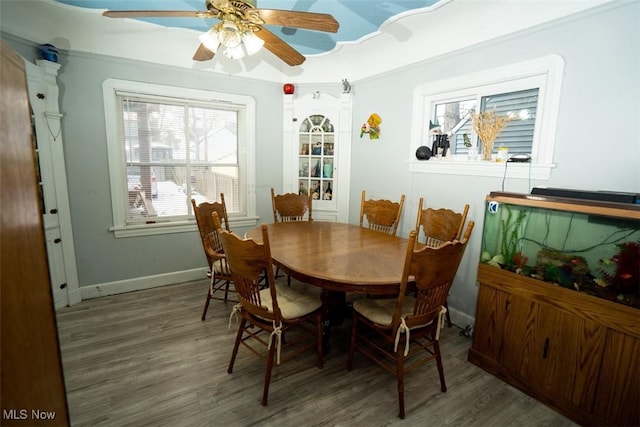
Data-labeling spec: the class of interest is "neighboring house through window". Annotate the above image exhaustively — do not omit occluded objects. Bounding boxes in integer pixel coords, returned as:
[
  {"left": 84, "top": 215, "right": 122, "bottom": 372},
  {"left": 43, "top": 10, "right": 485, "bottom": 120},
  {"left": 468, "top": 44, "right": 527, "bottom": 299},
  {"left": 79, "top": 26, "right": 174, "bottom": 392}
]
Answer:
[
  {"left": 103, "top": 79, "right": 257, "bottom": 237},
  {"left": 409, "top": 55, "right": 564, "bottom": 179}
]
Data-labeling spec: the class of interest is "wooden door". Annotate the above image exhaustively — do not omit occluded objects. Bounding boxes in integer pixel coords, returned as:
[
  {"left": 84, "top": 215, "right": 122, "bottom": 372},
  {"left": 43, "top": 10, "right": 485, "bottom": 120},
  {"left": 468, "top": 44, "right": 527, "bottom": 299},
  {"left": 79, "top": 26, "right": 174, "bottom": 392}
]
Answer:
[
  {"left": 0, "top": 40, "right": 69, "bottom": 426},
  {"left": 526, "top": 304, "right": 580, "bottom": 402},
  {"left": 593, "top": 330, "right": 640, "bottom": 425},
  {"left": 470, "top": 284, "right": 508, "bottom": 362},
  {"left": 500, "top": 292, "right": 537, "bottom": 379}
]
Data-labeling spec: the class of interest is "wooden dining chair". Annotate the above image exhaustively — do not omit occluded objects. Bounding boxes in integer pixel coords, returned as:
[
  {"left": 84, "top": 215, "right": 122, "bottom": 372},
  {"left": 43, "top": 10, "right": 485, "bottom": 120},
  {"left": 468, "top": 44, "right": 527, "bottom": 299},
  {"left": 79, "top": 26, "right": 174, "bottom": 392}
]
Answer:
[
  {"left": 360, "top": 190, "right": 405, "bottom": 236},
  {"left": 191, "top": 195, "right": 235, "bottom": 321},
  {"left": 271, "top": 188, "right": 313, "bottom": 284},
  {"left": 415, "top": 197, "right": 470, "bottom": 326},
  {"left": 217, "top": 214, "right": 323, "bottom": 406},
  {"left": 347, "top": 221, "right": 474, "bottom": 419},
  {"left": 415, "top": 197, "right": 470, "bottom": 247},
  {"left": 271, "top": 188, "right": 313, "bottom": 222}
]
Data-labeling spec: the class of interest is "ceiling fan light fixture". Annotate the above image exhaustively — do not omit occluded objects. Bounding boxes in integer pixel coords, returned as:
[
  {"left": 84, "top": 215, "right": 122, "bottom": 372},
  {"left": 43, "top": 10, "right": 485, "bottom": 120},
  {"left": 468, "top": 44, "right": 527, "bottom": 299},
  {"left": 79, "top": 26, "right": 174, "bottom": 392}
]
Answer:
[
  {"left": 241, "top": 30, "right": 264, "bottom": 56},
  {"left": 218, "top": 20, "right": 242, "bottom": 48},
  {"left": 198, "top": 27, "right": 221, "bottom": 52},
  {"left": 223, "top": 44, "right": 246, "bottom": 60}
]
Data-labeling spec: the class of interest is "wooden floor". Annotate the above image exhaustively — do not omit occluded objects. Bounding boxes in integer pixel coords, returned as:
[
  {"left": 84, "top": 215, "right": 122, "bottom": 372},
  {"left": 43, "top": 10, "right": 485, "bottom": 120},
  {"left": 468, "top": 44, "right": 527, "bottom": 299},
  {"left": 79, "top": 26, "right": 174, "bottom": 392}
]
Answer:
[{"left": 56, "top": 279, "right": 578, "bottom": 427}]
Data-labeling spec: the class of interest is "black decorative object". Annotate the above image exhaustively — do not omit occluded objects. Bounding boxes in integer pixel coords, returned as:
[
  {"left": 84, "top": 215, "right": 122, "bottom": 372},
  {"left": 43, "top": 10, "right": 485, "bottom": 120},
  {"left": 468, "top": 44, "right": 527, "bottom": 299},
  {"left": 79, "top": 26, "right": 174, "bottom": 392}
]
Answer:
[
  {"left": 432, "top": 134, "right": 450, "bottom": 157},
  {"left": 415, "top": 146, "right": 432, "bottom": 160}
]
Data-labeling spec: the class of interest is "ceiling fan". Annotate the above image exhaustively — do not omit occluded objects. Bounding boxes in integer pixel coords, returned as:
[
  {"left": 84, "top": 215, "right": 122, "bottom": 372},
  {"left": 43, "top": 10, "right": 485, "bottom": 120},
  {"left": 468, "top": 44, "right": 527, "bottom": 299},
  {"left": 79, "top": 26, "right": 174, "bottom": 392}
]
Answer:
[{"left": 102, "top": 0, "right": 339, "bottom": 66}]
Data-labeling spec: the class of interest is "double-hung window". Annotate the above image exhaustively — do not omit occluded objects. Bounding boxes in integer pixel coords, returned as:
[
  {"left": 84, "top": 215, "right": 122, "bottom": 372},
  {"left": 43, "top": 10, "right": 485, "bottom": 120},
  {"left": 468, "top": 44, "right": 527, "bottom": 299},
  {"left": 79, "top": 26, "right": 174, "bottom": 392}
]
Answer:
[
  {"left": 409, "top": 55, "right": 564, "bottom": 179},
  {"left": 103, "top": 79, "right": 256, "bottom": 237}
]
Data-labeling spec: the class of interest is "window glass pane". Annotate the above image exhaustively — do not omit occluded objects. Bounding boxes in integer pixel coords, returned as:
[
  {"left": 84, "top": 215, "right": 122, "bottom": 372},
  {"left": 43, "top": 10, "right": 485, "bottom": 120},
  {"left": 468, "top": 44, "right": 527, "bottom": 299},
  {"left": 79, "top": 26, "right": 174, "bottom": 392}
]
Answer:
[
  {"left": 119, "top": 96, "right": 240, "bottom": 226},
  {"left": 433, "top": 99, "right": 476, "bottom": 154},
  {"left": 480, "top": 88, "right": 539, "bottom": 155}
]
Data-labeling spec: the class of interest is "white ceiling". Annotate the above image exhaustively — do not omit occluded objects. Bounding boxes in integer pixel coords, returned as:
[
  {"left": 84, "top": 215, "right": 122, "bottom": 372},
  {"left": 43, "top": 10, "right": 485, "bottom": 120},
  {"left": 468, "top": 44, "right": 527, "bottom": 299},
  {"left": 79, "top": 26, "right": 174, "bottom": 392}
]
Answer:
[
  {"left": 51, "top": 0, "right": 443, "bottom": 55},
  {"left": 1, "top": 0, "right": 615, "bottom": 83}
]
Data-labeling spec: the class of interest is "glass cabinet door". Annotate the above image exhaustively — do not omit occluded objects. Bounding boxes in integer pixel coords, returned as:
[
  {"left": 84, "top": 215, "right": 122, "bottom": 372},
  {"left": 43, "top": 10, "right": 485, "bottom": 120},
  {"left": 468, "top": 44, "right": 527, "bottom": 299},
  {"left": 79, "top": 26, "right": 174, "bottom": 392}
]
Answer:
[
  {"left": 283, "top": 91, "right": 351, "bottom": 223},
  {"left": 297, "top": 114, "right": 335, "bottom": 205}
]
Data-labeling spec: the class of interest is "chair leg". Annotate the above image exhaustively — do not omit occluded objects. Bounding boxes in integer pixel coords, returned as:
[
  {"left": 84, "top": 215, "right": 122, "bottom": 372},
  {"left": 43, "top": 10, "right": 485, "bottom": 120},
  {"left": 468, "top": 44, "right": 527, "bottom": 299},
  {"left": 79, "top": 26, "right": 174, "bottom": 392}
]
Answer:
[
  {"left": 396, "top": 340, "right": 406, "bottom": 419},
  {"left": 347, "top": 312, "right": 358, "bottom": 371},
  {"left": 224, "top": 280, "right": 230, "bottom": 302},
  {"left": 444, "top": 299, "right": 452, "bottom": 327},
  {"left": 262, "top": 333, "right": 277, "bottom": 406},
  {"left": 434, "top": 339, "right": 447, "bottom": 392},
  {"left": 228, "top": 318, "right": 246, "bottom": 374},
  {"left": 201, "top": 286, "right": 213, "bottom": 321}
]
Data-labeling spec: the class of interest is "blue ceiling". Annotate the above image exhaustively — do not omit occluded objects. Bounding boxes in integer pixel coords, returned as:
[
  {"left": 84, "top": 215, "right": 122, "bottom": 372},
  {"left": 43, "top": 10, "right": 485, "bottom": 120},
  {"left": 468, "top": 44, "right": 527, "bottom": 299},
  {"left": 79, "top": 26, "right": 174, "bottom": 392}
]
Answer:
[{"left": 52, "top": 0, "right": 439, "bottom": 55}]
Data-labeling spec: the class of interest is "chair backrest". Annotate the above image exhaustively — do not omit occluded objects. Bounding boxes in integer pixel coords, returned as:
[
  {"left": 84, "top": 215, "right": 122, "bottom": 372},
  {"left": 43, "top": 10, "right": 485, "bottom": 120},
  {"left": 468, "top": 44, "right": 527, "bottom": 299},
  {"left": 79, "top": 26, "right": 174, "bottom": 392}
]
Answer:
[
  {"left": 192, "top": 195, "right": 230, "bottom": 269},
  {"left": 393, "top": 221, "right": 474, "bottom": 332},
  {"left": 217, "top": 217, "right": 282, "bottom": 323},
  {"left": 271, "top": 188, "right": 313, "bottom": 223},
  {"left": 415, "top": 197, "right": 469, "bottom": 247},
  {"left": 359, "top": 190, "right": 405, "bottom": 236}
]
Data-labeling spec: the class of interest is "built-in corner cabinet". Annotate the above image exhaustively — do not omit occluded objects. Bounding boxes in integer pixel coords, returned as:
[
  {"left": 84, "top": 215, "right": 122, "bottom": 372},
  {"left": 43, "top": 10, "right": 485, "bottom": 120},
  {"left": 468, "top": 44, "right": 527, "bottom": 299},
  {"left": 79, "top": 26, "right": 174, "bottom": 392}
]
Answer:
[
  {"left": 283, "top": 91, "right": 352, "bottom": 222},
  {"left": 25, "top": 58, "right": 80, "bottom": 309}
]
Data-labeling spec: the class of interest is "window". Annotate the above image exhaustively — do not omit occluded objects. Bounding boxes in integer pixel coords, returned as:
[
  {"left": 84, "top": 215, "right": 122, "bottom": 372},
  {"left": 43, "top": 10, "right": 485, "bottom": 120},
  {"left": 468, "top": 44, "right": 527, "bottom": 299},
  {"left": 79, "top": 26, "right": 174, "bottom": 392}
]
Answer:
[
  {"left": 104, "top": 79, "right": 257, "bottom": 237},
  {"left": 409, "top": 55, "right": 564, "bottom": 179},
  {"left": 434, "top": 88, "right": 539, "bottom": 156}
]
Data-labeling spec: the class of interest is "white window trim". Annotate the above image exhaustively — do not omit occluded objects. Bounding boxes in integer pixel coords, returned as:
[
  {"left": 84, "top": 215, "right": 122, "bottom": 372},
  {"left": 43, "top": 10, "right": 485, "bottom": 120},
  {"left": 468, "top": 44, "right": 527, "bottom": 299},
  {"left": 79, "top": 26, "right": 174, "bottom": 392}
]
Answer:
[
  {"left": 103, "top": 78, "right": 257, "bottom": 238},
  {"left": 408, "top": 55, "right": 564, "bottom": 179}
]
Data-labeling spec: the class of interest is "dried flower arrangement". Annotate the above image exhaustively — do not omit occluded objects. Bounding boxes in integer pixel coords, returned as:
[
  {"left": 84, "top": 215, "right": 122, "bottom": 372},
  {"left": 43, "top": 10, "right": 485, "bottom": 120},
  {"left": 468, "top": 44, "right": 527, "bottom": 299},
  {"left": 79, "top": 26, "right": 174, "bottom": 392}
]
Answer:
[{"left": 471, "top": 110, "right": 511, "bottom": 160}]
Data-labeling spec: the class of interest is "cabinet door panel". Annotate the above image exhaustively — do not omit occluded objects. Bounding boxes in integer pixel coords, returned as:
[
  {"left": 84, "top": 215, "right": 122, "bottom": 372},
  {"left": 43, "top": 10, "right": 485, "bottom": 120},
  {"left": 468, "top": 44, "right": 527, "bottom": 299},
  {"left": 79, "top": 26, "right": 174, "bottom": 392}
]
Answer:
[
  {"left": 593, "top": 330, "right": 640, "bottom": 425},
  {"left": 501, "top": 293, "right": 537, "bottom": 379},
  {"left": 527, "top": 305, "right": 579, "bottom": 402},
  {"left": 570, "top": 319, "right": 605, "bottom": 411},
  {"left": 471, "top": 285, "right": 507, "bottom": 361},
  {"left": 45, "top": 228, "right": 67, "bottom": 310}
]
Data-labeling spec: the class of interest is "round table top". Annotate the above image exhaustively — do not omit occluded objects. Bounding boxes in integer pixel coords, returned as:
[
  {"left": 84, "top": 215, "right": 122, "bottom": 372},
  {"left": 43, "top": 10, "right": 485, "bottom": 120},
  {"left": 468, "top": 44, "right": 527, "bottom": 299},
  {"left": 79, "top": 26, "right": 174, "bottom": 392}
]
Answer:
[{"left": 245, "top": 221, "right": 409, "bottom": 294}]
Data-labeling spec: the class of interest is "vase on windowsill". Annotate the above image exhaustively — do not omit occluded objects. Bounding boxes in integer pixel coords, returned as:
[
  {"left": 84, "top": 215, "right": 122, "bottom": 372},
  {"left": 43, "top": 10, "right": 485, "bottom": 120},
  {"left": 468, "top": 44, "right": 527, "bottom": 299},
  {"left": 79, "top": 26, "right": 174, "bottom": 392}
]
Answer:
[{"left": 481, "top": 138, "right": 495, "bottom": 161}]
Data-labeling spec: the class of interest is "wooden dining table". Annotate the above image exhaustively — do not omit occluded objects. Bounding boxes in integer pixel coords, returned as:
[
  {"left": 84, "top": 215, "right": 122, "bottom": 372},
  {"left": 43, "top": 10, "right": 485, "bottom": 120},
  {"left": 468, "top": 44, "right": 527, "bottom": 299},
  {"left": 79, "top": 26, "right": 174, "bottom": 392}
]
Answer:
[
  {"left": 246, "top": 221, "right": 411, "bottom": 352},
  {"left": 245, "top": 221, "right": 409, "bottom": 295}
]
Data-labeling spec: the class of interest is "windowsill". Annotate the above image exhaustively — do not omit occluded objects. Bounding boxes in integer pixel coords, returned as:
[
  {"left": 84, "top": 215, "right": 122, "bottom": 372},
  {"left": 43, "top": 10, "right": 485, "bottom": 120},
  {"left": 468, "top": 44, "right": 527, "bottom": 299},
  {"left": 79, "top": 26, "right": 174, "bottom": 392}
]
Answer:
[
  {"left": 408, "top": 158, "right": 555, "bottom": 180},
  {"left": 110, "top": 216, "right": 260, "bottom": 238}
]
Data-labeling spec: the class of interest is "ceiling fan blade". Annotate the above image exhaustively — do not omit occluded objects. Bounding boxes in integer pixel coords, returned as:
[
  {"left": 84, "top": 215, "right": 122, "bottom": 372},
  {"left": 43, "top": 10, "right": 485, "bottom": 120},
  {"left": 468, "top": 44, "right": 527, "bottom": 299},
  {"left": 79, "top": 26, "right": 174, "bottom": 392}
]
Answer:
[
  {"left": 255, "top": 27, "right": 305, "bottom": 66},
  {"left": 193, "top": 43, "right": 215, "bottom": 61},
  {"left": 256, "top": 9, "right": 339, "bottom": 33},
  {"left": 103, "top": 10, "right": 214, "bottom": 19}
]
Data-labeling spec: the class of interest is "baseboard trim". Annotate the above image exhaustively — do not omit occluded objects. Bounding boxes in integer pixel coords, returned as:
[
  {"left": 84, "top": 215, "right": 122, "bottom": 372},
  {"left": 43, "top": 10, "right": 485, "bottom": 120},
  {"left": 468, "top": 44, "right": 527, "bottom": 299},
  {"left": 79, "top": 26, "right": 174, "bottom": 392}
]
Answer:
[
  {"left": 80, "top": 268, "right": 208, "bottom": 300},
  {"left": 448, "top": 306, "right": 475, "bottom": 330}
]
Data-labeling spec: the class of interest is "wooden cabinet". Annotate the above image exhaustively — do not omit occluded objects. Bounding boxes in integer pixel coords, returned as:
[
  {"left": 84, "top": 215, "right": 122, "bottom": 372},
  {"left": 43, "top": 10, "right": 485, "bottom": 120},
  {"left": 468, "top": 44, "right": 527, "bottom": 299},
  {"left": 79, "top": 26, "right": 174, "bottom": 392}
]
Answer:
[
  {"left": 469, "top": 193, "right": 640, "bottom": 426},
  {"left": 283, "top": 91, "right": 352, "bottom": 222},
  {"left": 471, "top": 265, "right": 639, "bottom": 425}
]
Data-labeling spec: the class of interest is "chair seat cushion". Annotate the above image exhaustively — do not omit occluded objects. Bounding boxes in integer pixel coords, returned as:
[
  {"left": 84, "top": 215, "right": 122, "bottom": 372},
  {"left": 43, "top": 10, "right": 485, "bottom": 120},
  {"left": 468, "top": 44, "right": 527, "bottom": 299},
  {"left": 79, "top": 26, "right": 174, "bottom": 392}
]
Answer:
[
  {"left": 259, "top": 284, "right": 322, "bottom": 320},
  {"left": 353, "top": 296, "right": 428, "bottom": 328},
  {"left": 212, "top": 259, "right": 229, "bottom": 275}
]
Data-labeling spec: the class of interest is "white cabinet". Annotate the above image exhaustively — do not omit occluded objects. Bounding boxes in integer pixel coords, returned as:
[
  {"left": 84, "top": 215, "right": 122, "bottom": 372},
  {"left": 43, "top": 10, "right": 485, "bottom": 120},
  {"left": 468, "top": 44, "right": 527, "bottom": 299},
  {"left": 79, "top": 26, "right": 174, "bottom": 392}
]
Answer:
[
  {"left": 283, "top": 92, "right": 352, "bottom": 222},
  {"left": 26, "top": 59, "right": 80, "bottom": 309}
]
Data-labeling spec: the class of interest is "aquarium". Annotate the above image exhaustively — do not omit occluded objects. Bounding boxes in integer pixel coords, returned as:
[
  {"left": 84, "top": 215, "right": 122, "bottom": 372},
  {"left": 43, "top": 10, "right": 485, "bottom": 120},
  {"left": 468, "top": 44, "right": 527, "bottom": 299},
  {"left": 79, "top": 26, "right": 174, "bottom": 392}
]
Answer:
[{"left": 480, "top": 192, "right": 640, "bottom": 308}]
